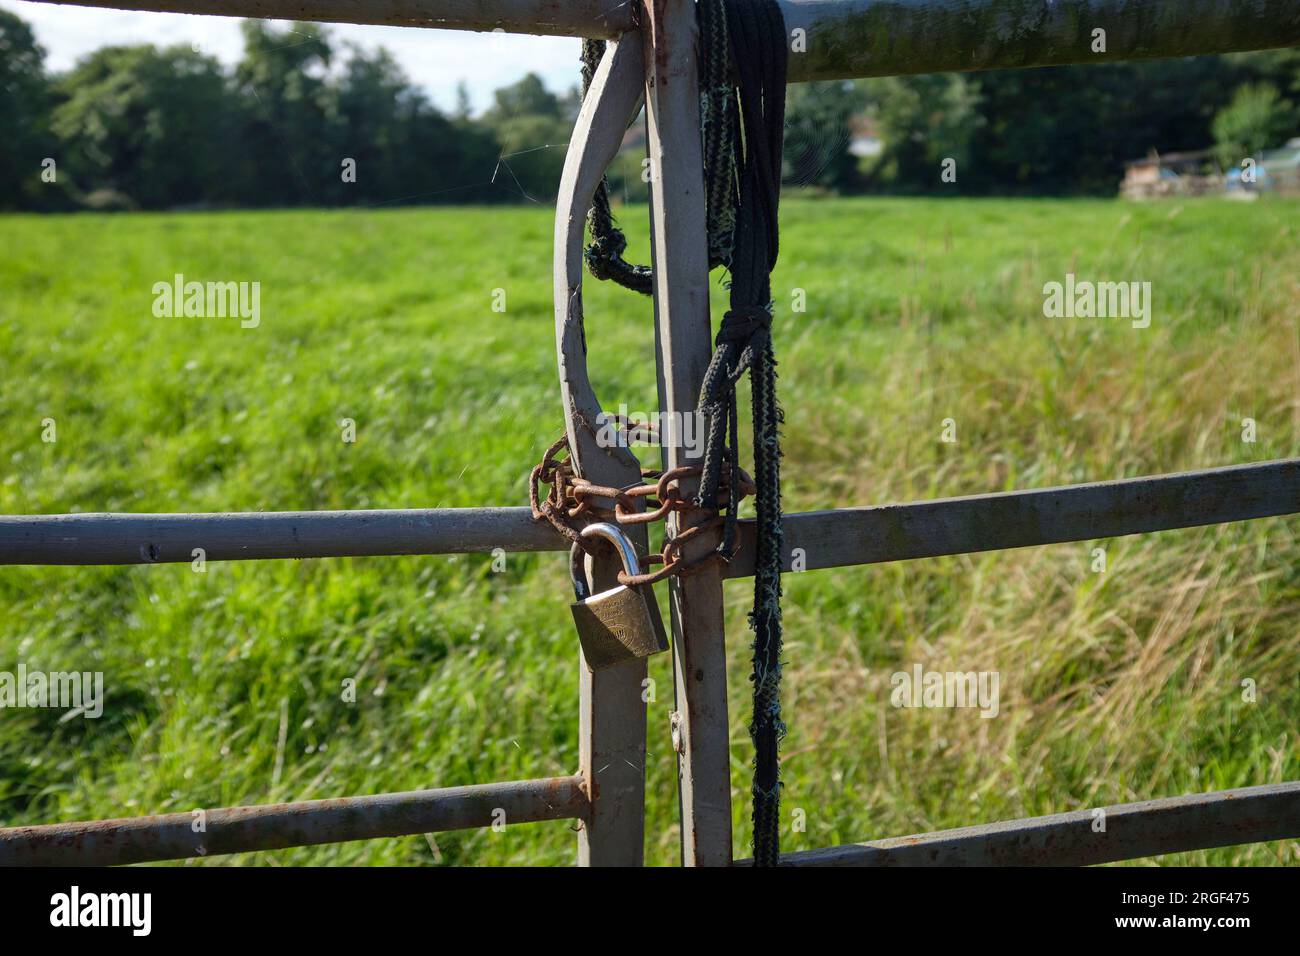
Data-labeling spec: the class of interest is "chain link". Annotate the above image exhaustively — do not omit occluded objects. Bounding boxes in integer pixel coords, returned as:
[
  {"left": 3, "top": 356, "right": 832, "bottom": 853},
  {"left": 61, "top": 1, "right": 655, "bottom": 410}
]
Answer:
[{"left": 529, "top": 430, "right": 754, "bottom": 586}]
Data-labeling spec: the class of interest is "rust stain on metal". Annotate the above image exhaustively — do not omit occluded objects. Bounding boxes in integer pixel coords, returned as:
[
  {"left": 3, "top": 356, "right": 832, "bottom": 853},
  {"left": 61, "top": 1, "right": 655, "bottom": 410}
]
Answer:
[
  {"left": 0, "top": 776, "right": 588, "bottom": 866},
  {"left": 647, "top": 0, "right": 670, "bottom": 80},
  {"left": 733, "top": 782, "right": 1300, "bottom": 866}
]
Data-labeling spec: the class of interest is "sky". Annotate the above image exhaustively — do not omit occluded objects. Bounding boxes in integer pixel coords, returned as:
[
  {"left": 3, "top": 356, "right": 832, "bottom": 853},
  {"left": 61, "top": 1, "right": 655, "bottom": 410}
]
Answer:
[{"left": 1, "top": 0, "right": 584, "bottom": 114}]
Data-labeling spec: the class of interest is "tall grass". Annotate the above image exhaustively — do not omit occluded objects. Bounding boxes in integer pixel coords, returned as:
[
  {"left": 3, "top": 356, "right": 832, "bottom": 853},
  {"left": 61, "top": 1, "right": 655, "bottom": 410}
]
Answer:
[{"left": 0, "top": 197, "right": 1296, "bottom": 864}]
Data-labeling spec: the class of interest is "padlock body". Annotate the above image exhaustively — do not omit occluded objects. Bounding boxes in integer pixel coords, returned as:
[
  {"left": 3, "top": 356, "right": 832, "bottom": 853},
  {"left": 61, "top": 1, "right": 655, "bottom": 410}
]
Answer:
[{"left": 570, "top": 583, "right": 669, "bottom": 670}]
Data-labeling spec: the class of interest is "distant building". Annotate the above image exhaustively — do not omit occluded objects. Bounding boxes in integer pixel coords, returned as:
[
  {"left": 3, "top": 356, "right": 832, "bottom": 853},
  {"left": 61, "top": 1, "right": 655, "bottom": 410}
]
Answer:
[
  {"left": 1120, "top": 149, "right": 1221, "bottom": 199},
  {"left": 1123, "top": 138, "right": 1300, "bottom": 199}
]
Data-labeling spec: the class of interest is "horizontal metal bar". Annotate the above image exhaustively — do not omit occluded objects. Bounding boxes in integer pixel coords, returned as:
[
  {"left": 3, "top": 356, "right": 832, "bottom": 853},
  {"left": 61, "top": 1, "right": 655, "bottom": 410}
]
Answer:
[
  {"left": 0, "top": 775, "right": 588, "bottom": 866},
  {"left": 724, "top": 459, "right": 1300, "bottom": 578},
  {"left": 0, "top": 506, "right": 562, "bottom": 565},
  {"left": 31, "top": 0, "right": 635, "bottom": 39},
  {"left": 4, "top": 460, "right": 1297, "bottom": 568},
  {"left": 737, "top": 781, "right": 1300, "bottom": 866},
  {"left": 782, "top": 0, "right": 1300, "bottom": 81},
  {"left": 29, "top": 0, "right": 1300, "bottom": 82}
]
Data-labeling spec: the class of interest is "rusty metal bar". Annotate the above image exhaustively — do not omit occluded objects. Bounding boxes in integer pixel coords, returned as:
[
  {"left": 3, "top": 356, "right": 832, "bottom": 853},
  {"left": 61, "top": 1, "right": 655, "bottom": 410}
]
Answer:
[
  {"left": 0, "top": 775, "right": 588, "bottom": 866},
  {"left": 724, "top": 458, "right": 1300, "bottom": 578},
  {"left": 28, "top": 0, "right": 1300, "bottom": 82},
  {"left": 738, "top": 781, "right": 1300, "bottom": 866}
]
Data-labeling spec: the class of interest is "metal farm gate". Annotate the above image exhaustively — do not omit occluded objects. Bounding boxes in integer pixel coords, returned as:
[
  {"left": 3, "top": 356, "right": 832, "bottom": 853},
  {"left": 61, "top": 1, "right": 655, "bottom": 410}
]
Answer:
[{"left": 3, "top": 0, "right": 1300, "bottom": 867}]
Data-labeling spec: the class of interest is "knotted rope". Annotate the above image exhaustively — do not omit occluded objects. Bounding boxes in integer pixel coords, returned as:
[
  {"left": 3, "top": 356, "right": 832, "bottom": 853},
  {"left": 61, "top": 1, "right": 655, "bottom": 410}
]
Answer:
[
  {"left": 579, "top": 38, "right": 655, "bottom": 295},
  {"left": 579, "top": 2, "right": 738, "bottom": 295}
]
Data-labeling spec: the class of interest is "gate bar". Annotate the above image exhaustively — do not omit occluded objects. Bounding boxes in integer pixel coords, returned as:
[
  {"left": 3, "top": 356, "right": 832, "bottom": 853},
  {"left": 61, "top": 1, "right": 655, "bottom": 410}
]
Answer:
[
  {"left": 32, "top": 0, "right": 1300, "bottom": 83},
  {"left": 31, "top": 0, "right": 635, "bottom": 38},
  {"left": 741, "top": 780, "right": 1300, "bottom": 866},
  {"left": 724, "top": 458, "right": 1300, "bottom": 578},
  {"left": 5, "top": 460, "right": 1298, "bottom": 569},
  {"left": 778, "top": 0, "right": 1300, "bottom": 82},
  {"left": 0, "top": 506, "right": 559, "bottom": 565},
  {"left": 0, "top": 775, "right": 587, "bottom": 866}
]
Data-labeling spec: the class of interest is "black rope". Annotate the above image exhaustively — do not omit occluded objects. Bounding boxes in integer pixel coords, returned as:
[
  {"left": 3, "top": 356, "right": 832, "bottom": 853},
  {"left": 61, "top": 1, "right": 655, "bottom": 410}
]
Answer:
[
  {"left": 698, "top": 0, "right": 740, "bottom": 271},
  {"left": 580, "top": 38, "right": 655, "bottom": 295},
  {"left": 579, "top": 13, "right": 738, "bottom": 295},
  {"left": 693, "top": 0, "right": 787, "bottom": 867}
]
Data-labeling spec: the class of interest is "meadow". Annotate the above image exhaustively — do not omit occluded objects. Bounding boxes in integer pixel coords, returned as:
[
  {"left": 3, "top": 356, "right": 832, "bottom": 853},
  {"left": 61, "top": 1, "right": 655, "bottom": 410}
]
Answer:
[{"left": 0, "top": 195, "right": 1297, "bottom": 865}]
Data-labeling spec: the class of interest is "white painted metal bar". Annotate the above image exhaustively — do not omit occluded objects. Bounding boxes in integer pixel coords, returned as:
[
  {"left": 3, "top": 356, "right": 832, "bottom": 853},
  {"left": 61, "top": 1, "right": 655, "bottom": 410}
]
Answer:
[{"left": 643, "top": 0, "right": 733, "bottom": 867}]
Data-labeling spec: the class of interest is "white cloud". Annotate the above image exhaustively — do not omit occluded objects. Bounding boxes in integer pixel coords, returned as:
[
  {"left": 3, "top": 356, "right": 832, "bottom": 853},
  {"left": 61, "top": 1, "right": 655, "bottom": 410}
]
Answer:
[{"left": 1, "top": 0, "right": 583, "bottom": 113}]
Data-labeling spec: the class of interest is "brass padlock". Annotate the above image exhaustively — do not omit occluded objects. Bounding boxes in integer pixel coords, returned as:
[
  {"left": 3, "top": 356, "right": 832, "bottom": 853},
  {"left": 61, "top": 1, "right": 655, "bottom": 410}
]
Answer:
[{"left": 570, "top": 522, "right": 670, "bottom": 670}]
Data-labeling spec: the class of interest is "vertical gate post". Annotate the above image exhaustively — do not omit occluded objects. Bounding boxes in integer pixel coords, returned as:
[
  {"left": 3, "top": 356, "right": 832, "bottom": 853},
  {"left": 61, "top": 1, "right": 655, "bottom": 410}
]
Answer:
[
  {"left": 553, "top": 33, "right": 654, "bottom": 867},
  {"left": 643, "top": 0, "right": 734, "bottom": 866},
  {"left": 577, "top": 597, "right": 650, "bottom": 866}
]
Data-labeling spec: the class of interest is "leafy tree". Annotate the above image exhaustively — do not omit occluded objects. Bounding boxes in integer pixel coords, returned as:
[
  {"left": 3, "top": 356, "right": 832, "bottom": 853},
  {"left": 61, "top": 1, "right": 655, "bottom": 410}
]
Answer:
[
  {"left": 430, "top": 112, "right": 503, "bottom": 205},
  {"left": 0, "top": 10, "right": 57, "bottom": 210},
  {"left": 453, "top": 81, "right": 473, "bottom": 121},
  {"left": 9, "top": 6, "right": 1298, "bottom": 209},
  {"left": 862, "top": 73, "right": 983, "bottom": 191},
  {"left": 866, "top": 57, "right": 1251, "bottom": 196},
  {"left": 326, "top": 44, "right": 499, "bottom": 205},
  {"left": 482, "top": 73, "right": 569, "bottom": 201},
  {"left": 1227, "top": 49, "right": 1300, "bottom": 100},
  {"left": 52, "top": 44, "right": 231, "bottom": 209},
  {"left": 967, "top": 58, "right": 1242, "bottom": 194},
  {"left": 230, "top": 20, "right": 334, "bottom": 206},
  {"left": 489, "top": 72, "right": 561, "bottom": 121},
  {"left": 783, "top": 80, "right": 866, "bottom": 192},
  {"left": 327, "top": 44, "right": 417, "bottom": 204},
  {"left": 1213, "top": 82, "right": 1296, "bottom": 167}
]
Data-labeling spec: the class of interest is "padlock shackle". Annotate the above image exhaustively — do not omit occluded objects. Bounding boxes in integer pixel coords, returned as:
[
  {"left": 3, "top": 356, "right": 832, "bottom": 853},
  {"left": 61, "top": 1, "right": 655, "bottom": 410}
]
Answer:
[
  {"left": 579, "top": 522, "right": 643, "bottom": 577},
  {"left": 569, "top": 543, "right": 591, "bottom": 602}
]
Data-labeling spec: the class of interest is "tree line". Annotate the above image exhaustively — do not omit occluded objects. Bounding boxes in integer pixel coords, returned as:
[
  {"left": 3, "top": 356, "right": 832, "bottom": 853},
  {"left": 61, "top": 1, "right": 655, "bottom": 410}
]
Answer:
[
  {"left": 1, "top": 13, "right": 573, "bottom": 211},
  {"left": 841, "top": 50, "right": 1300, "bottom": 195},
  {"left": 2, "top": 8, "right": 1298, "bottom": 212}
]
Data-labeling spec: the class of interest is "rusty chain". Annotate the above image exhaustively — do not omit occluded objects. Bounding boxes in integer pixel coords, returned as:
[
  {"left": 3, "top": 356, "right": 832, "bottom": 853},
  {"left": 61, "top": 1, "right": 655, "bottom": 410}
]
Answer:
[{"left": 529, "top": 429, "right": 754, "bottom": 586}]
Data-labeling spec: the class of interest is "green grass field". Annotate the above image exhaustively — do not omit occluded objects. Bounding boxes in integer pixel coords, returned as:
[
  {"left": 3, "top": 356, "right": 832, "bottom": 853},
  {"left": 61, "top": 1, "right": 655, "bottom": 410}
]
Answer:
[{"left": 1, "top": 196, "right": 1298, "bottom": 865}]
